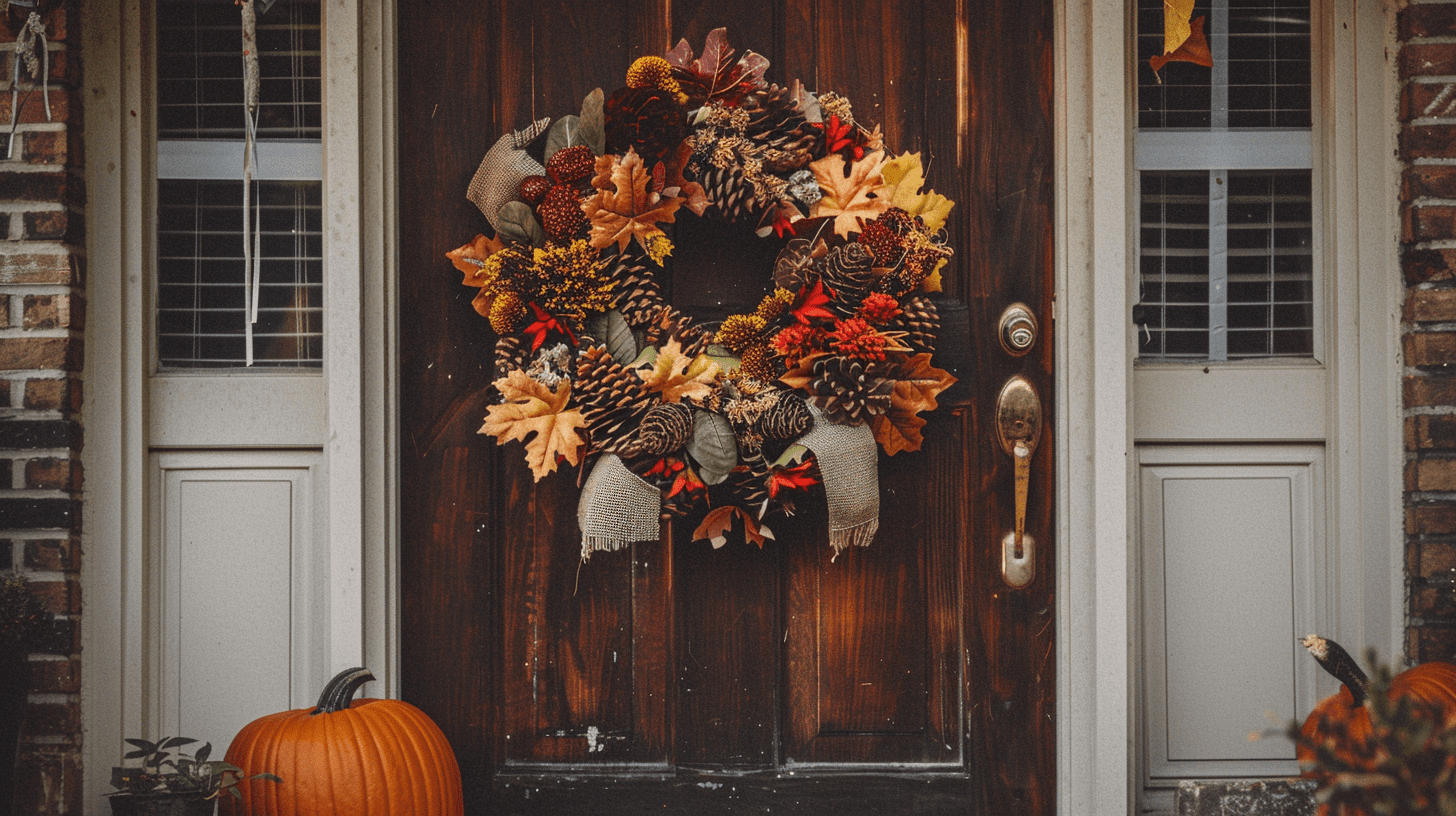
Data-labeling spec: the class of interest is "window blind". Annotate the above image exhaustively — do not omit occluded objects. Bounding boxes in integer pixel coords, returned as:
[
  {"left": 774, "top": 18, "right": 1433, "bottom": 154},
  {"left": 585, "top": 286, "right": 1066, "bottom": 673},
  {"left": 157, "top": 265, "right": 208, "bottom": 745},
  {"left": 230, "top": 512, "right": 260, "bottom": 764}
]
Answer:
[
  {"left": 154, "top": 0, "right": 323, "bottom": 369},
  {"left": 1134, "top": 0, "right": 1314, "bottom": 362}
]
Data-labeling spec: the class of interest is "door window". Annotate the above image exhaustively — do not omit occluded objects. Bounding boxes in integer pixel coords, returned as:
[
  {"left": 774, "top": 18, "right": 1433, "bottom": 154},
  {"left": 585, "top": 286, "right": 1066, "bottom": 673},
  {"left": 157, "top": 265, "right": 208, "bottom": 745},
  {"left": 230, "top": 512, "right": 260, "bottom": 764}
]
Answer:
[{"left": 155, "top": 0, "right": 322, "bottom": 368}]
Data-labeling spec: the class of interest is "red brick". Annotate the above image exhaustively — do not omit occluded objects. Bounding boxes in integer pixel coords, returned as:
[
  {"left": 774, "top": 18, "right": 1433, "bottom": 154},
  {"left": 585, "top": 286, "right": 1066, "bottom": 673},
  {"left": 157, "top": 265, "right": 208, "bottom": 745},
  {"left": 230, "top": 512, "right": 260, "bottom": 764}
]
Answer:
[
  {"left": 22, "top": 210, "right": 76, "bottom": 242},
  {"left": 22, "top": 538, "right": 75, "bottom": 572},
  {"left": 1409, "top": 504, "right": 1456, "bottom": 537},
  {"left": 1412, "top": 456, "right": 1456, "bottom": 490},
  {"left": 1406, "top": 203, "right": 1456, "bottom": 241},
  {"left": 25, "top": 658, "right": 79, "bottom": 694},
  {"left": 1409, "top": 625, "right": 1456, "bottom": 663},
  {"left": 24, "top": 458, "right": 75, "bottom": 491},
  {"left": 11, "top": 749, "right": 81, "bottom": 816},
  {"left": 1413, "top": 585, "right": 1456, "bottom": 618},
  {"left": 0, "top": 337, "right": 80, "bottom": 372},
  {"left": 0, "top": 171, "right": 68, "bottom": 203},
  {"left": 20, "top": 701, "right": 79, "bottom": 741},
  {"left": 28, "top": 579, "right": 78, "bottom": 615},
  {"left": 1402, "top": 124, "right": 1456, "bottom": 160},
  {"left": 22, "top": 378, "right": 64, "bottom": 411},
  {"left": 1411, "top": 415, "right": 1456, "bottom": 451},
  {"left": 1406, "top": 165, "right": 1456, "bottom": 201},
  {"left": 1407, "top": 373, "right": 1456, "bottom": 406},
  {"left": 0, "top": 253, "right": 77, "bottom": 285},
  {"left": 1403, "top": 42, "right": 1456, "bottom": 79},
  {"left": 1408, "top": 287, "right": 1456, "bottom": 321},
  {"left": 1405, "top": 332, "right": 1456, "bottom": 366},
  {"left": 0, "top": 88, "right": 72, "bottom": 127},
  {"left": 1401, "top": 4, "right": 1456, "bottom": 39},
  {"left": 19, "top": 129, "right": 65, "bottom": 165},
  {"left": 0, "top": 294, "right": 8, "bottom": 328},
  {"left": 21, "top": 294, "right": 66, "bottom": 329}
]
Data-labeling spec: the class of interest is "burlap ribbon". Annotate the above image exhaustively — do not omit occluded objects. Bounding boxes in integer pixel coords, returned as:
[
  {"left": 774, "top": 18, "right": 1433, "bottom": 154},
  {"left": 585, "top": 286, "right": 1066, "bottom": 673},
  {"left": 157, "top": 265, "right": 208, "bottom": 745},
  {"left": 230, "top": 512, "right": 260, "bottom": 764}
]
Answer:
[
  {"left": 798, "top": 405, "right": 879, "bottom": 557},
  {"left": 577, "top": 453, "right": 661, "bottom": 560},
  {"left": 467, "top": 118, "right": 550, "bottom": 231}
]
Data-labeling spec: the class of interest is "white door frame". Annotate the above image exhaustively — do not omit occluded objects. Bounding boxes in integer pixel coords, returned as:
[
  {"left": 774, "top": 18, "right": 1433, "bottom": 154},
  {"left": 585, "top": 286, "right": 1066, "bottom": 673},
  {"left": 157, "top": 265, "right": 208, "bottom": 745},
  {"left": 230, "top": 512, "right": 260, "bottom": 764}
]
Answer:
[
  {"left": 1054, "top": 0, "right": 1403, "bottom": 811},
  {"left": 80, "top": 0, "right": 398, "bottom": 811}
]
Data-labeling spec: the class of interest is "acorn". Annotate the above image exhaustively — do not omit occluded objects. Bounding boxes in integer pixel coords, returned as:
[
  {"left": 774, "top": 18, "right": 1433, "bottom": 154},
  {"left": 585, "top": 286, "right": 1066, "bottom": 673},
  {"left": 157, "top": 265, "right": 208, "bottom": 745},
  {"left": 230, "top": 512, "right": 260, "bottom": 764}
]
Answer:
[
  {"left": 518, "top": 174, "right": 551, "bottom": 207},
  {"left": 546, "top": 145, "right": 596, "bottom": 186},
  {"left": 537, "top": 184, "right": 587, "bottom": 243}
]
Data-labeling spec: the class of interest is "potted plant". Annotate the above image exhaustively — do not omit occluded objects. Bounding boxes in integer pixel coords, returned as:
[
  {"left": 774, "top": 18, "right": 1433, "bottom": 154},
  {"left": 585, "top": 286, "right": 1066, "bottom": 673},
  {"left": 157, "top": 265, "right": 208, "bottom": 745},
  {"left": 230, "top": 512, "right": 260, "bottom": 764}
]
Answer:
[
  {"left": 0, "top": 573, "right": 55, "bottom": 814},
  {"left": 108, "top": 737, "right": 280, "bottom": 816}
]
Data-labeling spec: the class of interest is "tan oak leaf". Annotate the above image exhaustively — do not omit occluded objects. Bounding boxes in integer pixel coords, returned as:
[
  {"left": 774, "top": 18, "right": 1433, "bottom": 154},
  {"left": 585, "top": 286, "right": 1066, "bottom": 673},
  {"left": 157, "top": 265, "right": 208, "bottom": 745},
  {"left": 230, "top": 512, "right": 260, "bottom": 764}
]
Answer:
[
  {"left": 582, "top": 148, "right": 685, "bottom": 252},
  {"left": 809, "top": 150, "right": 889, "bottom": 239},
  {"left": 638, "top": 338, "right": 721, "bottom": 404},
  {"left": 480, "top": 369, "right": 587, "bottom": 481}
]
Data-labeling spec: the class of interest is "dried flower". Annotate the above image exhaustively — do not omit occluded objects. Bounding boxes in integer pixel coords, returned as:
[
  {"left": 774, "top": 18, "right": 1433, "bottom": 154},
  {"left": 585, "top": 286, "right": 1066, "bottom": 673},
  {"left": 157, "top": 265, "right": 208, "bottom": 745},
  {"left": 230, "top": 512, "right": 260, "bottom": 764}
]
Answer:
[
  {"left": 530, "top": 239, "right": 614, "bottom": 325},
  {"left": 858, "top": 293, "right": 902, "bottom": 325},
  {"left": 831, "top": 318, "right": 891, "bottom": 362},
  {"left": 715, "top": 313, "right": 767, "bottom": 353}
]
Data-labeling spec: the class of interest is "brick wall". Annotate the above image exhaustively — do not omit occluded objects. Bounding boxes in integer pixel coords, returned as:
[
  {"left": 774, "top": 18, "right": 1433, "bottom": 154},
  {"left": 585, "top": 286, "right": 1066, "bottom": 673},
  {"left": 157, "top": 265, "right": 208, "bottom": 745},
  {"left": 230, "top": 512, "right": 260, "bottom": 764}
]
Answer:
[{"left": 0, "top": 2, "right": 83, "bottom": 814}]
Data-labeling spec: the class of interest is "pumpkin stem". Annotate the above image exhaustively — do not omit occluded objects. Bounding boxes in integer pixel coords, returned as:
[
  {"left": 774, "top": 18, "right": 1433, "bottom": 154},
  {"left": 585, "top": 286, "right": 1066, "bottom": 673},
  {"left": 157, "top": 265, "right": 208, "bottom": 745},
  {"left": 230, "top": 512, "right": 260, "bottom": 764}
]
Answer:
[
  {"left": 312, "top": 667, "right": 375, "bottom": 715},
  {"left": 1302, "top": 634, "right": 1370, "bottom": 708}
]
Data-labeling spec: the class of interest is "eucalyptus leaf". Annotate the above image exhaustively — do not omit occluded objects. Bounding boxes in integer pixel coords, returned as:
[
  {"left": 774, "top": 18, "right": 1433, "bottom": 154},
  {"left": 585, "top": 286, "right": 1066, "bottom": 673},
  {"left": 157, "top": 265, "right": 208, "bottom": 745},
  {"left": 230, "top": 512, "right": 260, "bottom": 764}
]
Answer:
[
  {"left": 584, "top": 310, "right": 637, "bottom": 365},
  {"left": 496, "top": 201, "right": 545, "bottom": 247},
  {"left": 687, "top": 411, "right": 738, "bottom": 485},
  {"left": 580, "top": 88, "right": 606, "bottom": 155},
  {"left": 545, "top": 115, "right": 584, "bottom": 163},
  {"left": 631, "top": 345, "right": 658, "bottom": 368},
  {"left": 771, "top": 443, "right": 810, "bottom": 468}
]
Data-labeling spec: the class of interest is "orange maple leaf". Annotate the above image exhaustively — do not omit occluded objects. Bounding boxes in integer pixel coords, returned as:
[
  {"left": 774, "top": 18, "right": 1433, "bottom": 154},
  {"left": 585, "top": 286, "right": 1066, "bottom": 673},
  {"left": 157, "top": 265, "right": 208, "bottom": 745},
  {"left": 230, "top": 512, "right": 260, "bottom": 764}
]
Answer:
[
  {"left": 582, "top": 149, "right": 685, "bottom": 253},
  {"left": 870, "top": 353, "right": 957, "bottom": 455},
  {"left": 446, "top": 233, "right": 507, "bottom": 287},
  {"left": 1151, "top": 16, "right": 1213, "bottom": 72},
  {"left": 691, "top": 505, "right": 775, "bottom": 549},
  {"left": 637, "top": 338, "right": 721, "bottom": 403},
  {"left": 809, "top": 149, "right": 889, "bottom": 239},
  {"left": 479, "top": 369, "right": 587, "bottom": 481}
]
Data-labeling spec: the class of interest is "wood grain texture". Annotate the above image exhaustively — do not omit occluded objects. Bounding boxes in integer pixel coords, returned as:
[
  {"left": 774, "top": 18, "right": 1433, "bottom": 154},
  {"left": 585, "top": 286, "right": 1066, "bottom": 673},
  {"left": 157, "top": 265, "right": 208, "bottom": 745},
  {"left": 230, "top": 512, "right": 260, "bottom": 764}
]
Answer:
[{"left": 397, "top": 0, "right": 1056, "bottom": 811}]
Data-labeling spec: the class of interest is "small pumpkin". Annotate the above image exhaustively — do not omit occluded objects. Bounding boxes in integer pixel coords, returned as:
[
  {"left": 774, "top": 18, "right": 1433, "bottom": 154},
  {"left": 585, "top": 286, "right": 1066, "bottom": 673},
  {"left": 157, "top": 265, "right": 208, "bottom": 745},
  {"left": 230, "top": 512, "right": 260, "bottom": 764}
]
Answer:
[
  {"left": 220, "top": 667, "right": 464, "bottom": 816},
  {"left": 1298, "top": 635, "right": 1456, "bottom": 769}
]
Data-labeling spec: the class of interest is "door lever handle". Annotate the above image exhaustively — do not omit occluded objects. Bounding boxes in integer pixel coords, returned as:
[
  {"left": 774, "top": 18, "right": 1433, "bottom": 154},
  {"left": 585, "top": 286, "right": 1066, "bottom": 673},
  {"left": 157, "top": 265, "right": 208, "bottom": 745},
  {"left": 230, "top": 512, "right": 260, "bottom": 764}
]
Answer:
[{"left": 995, "top": 375, "right": 1042, "bottom": 589}]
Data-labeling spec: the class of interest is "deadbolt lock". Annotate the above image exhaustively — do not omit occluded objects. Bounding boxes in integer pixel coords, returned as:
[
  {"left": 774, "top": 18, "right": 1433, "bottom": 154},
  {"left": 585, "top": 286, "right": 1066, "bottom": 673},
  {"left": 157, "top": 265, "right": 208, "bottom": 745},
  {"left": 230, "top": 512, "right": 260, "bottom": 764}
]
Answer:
[{"left": 998, "top": 303, "right": 1038, "bottom": 357}]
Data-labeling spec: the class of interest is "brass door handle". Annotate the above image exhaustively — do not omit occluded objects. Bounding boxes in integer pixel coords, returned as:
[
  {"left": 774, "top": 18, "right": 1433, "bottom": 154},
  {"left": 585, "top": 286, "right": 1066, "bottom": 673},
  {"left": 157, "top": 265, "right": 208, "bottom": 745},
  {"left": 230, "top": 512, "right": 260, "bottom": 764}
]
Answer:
[{"left": 995, "top": 375, "right": 1042, "bottom": 589}]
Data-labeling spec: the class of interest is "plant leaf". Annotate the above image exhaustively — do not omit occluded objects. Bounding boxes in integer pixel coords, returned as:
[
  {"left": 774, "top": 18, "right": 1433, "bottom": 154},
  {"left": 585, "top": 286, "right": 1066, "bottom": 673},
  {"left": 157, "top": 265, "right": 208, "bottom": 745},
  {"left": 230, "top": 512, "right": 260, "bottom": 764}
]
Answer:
[
  {"left": 545, "top": 114, "right": 583, "bottom": 162},
  {"left": 637, "top": 338, "right": 721, "bottom": 404},
  {"left": 692, "top": 506, "right": 739, "bottom": 548},
  {"left": 584, "top": 310, "right": 637, "bottom": 365},
  {"left": 809, "top": 150, "right": 889, "bottom": 238},
  {"left": 446, "top": 234, "right": 507, "bottom": 287},
  {"left": 879, "top": 152, "right": 955, "bottom": 233},
  {"left": 870, "top": 353, "right": 957, "bottom": 455},
  {"left": 193, "top": 743, "right": 211, "bottom": 763},
  {"left": 772, "top": 443, "right": 810, "bottom": 467},
  {"left": 579, "top": 88, "right": 606, "bottom": 155},
  {"left": 1162, "top": 0, "right": 1197, "bottom": 55},
  {"left": 582, "top": 149, "right": 684, "bottom": 252},
  {"left": 480, "top": 369, "right": 588, "bottom": 481},
  {"left": 686, "top": 410, "right": 737, "bottom": 485},
  {"left": 496, "top": 201, "right": 545, "bottom": 247}
]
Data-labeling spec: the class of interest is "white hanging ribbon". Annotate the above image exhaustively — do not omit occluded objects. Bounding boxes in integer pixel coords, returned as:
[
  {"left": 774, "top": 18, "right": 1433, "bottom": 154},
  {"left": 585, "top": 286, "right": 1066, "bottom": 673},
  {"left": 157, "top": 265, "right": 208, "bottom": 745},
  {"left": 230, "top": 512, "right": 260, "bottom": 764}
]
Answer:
[
  {"left": 7, "top": 11, "right": 50, "bottom": 159},
  {"left": 241, "top": 0, "right": 261, "bottom": 365}
]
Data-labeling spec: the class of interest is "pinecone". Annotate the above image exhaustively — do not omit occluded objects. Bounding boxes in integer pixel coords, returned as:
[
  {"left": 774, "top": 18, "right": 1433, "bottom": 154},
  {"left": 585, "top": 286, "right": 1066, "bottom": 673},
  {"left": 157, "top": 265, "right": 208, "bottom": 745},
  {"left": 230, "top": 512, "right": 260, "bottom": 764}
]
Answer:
[
  {"left": 575, "top": 345, "right": 656, "bottom": 451},
  {"left": 722, "top": 447, "right": 771, "bottom": 513},
  {"left": 494, "top": 334, "right": 532, "bottom": 378},
  {"left": 605, "top": 87, "right": 690, "bottom": 164},
  {"left": 694, "top": 163, "right": 764, "bottom": 225},
  {"left": 546, "top": 145, "right": 596, "bottom": 185},
  {"left": 893, "top": 296, "right": 940, "bottom": 354},
  {"left": 640, "top": 305, "right": 711, "bottom": 358},
  {"left": 773, "top": 239, "right": 820, "bottom": 292},
  {"left": 806, "top": 356, "right": 893, "bottom": 425},
  {"left": 758, "top": 393, "right": 812, "bottom": 440},
  {"left": 603, "top": 250, "right": 668, "bottom": 326},
  {"left": 819, "top": 242, "right": 875, "bottom": 316},
  {"left": 737, "top": 84, "right": 818, "bottom": 172},
  {"left": 519, "top": 175, "right": 552, "bottom": 207},
  {"left": 615, "top": 402, "right": 693, "bottom": 459},
  {"left": 537, "top": 184, "right": 587, "bottom": 243}
]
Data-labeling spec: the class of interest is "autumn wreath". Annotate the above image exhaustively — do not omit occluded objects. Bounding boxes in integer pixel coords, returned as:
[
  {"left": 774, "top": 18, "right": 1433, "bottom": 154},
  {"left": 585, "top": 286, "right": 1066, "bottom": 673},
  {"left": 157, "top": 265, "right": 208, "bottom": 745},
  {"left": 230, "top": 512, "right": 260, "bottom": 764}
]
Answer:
[{"left": 447, "top": 29, "right": 957, "bottom": 559}]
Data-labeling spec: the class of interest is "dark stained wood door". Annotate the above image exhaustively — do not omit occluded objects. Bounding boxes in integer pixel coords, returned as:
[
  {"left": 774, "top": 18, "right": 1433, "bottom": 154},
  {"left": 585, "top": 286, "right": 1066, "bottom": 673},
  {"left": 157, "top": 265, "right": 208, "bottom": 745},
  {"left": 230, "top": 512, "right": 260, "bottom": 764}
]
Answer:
[{"left": 397, "top": 2, "right": 1054, "bottom": 813}]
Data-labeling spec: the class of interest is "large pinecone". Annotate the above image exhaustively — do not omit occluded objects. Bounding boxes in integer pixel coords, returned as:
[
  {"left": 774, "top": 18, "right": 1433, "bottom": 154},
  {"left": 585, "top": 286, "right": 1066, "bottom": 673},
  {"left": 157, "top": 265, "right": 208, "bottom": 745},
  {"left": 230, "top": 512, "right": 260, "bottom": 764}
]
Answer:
[
  {"left": 605, "top": 87, "right": 690, "bottom": 164},
  {"left": 758, "top": 392, "right": 812, "bottom": 440},
  {"left": 806, "top": 356, "right": 894, "bottom": 425},
  {"left": 575, "top": 345, "right": 656, "bottom": 451},
  {"left": 819, "top": 242, "right": 875, "bottom": 316},
  {"left": 737, "top": 84, "right": 818, "bottom": 172},
  {"left": 640, "top": 305, "right": 712, "bottom": 358},
  {"left": 773, "top": 239, "right": 820, "bottom": 292},
  {"left": 693, "top": 162, "right": 765, "bottom": 225},
  {"left": 615, "top": 402, "right": 693, "bottom": 460},
  {"left": 604, "top": 249, "right": 668, "bottom": 326},
  {"left": 893, "top": 296, "right": 940, "bottom": 354}
]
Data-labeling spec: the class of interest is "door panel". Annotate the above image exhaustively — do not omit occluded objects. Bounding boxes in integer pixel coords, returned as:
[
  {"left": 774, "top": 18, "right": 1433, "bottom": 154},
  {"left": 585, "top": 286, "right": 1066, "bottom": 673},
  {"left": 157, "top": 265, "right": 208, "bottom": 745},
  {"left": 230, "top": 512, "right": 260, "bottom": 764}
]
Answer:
[{"left": 397, "top": 0, "right": 1054, "bottom": 812}]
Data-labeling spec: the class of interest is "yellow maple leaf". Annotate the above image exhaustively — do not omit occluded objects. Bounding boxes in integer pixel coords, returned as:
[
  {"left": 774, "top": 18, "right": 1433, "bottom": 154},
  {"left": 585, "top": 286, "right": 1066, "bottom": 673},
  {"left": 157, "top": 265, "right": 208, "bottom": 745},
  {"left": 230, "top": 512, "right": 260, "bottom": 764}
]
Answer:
[
  {"left": 810, "top": 150, "right": 889, "bottom": 239},
  {"left": 879, "top": 152, "right": 955, "bottom": 233},
  {"left": 1163, "top": 0, "right": 1196, "bottom": 55},
  {"left": 637, "top": 338, "right": 721, "bottom": 404},
  {"left": 582, "top": 148, "right": 685, "bottom": 253},
  {"left": 479, "top": 369, "right": 587, "bottom": 481}
]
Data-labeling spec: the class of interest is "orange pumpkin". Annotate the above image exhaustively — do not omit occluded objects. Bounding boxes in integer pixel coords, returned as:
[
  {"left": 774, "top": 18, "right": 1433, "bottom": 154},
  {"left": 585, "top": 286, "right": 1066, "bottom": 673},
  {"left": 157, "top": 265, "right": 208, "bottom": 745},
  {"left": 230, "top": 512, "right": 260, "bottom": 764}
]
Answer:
[
  {"left": 220, "top": 667, "right": 464, "bottom": 816},
  {"left": 1297, "top": 635, "right": 1456, "bottom": 814}
]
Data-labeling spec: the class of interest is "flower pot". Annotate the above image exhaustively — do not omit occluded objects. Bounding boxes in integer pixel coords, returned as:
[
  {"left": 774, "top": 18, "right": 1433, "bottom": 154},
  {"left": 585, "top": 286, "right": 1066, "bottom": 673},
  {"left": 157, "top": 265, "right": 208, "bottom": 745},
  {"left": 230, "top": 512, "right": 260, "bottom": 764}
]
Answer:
[{"left": 107, "top": 791, "right": 214, "bottom": 816}]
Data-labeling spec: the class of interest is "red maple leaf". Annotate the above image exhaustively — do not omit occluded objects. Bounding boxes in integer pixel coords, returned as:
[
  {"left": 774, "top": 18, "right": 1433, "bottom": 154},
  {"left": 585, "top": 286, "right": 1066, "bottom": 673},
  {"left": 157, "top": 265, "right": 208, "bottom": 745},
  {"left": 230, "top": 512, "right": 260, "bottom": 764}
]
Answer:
[
  {"left": 523, "top": 301, "right": 577, "bottom": 351},
  {"left": 768, "top": 460, "right": 819, "bottom": 498},
  {"left": 792, "top": 280, "right": 836, "bottom": 324}
]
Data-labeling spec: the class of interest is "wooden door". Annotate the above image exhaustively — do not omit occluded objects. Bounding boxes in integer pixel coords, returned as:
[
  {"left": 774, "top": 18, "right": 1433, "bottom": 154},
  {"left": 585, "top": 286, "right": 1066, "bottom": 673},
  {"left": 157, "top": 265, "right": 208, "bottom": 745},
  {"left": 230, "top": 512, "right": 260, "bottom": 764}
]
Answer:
[{"left": 397, "top": 2, "right": 1054, "bottom": 814}]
